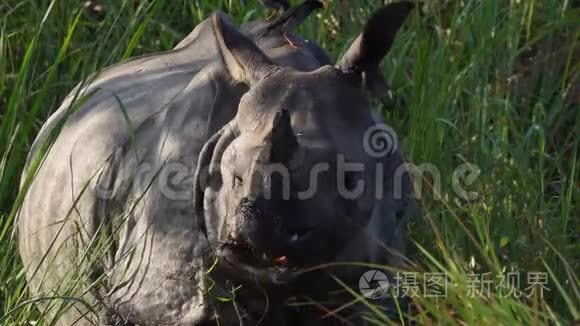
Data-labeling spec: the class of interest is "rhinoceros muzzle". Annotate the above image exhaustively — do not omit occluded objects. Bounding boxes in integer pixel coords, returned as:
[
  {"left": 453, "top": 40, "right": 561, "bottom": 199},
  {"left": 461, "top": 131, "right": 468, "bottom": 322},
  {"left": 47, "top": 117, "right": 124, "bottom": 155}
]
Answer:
[{"left": 218, "top": 195, "right": 319, "bottom": 282}]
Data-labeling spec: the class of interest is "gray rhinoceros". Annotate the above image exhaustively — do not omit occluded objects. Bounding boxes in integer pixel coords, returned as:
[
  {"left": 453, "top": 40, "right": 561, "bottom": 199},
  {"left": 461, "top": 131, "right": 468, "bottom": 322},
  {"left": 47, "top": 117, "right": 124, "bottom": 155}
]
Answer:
[{"left": 18, "top": 2, "right": 415, "bottom": 325}]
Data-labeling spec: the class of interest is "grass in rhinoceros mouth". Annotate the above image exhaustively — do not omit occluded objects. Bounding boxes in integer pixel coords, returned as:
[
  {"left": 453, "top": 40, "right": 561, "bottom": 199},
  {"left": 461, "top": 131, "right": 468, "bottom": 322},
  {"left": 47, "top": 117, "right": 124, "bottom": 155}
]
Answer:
[{"left": 0, "top": 0, "right": 578, "bottom": 324}]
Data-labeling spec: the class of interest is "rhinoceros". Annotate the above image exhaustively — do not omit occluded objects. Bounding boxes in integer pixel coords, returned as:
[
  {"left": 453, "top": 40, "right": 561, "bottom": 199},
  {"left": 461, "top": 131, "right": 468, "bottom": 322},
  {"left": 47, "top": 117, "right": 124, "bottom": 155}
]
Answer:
[{"left": 18, "top": 2, "right": 415, "bottom": 325}]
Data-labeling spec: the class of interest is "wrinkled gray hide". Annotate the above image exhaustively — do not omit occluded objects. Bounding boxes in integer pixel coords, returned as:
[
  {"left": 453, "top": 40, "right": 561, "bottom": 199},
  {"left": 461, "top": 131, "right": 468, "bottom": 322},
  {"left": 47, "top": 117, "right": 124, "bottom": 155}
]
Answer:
[{"left": 18, "top": 6, "right": 414, "bottom": 326}]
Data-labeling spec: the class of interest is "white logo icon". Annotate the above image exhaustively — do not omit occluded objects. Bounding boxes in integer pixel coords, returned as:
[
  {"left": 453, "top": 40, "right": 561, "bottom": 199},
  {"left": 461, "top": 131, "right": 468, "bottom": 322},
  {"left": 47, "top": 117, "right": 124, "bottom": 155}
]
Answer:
[{"left": 359, "top": 270, "right": 390, "bottom": 299}]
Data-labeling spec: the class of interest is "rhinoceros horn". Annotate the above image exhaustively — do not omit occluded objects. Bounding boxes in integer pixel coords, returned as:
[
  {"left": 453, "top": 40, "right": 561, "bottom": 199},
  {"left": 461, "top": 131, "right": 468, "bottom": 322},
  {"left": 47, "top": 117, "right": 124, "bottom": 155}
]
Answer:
[{"left": 270, "top": 109, "right": 298, "bottom": 164}]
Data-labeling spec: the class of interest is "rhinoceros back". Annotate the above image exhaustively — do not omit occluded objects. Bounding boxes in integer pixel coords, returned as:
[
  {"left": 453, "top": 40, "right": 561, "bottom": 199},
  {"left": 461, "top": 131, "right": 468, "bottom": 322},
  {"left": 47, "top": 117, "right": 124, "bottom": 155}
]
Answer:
[{"left": 17, "top": 16, "right": 233, "bottom": 325}]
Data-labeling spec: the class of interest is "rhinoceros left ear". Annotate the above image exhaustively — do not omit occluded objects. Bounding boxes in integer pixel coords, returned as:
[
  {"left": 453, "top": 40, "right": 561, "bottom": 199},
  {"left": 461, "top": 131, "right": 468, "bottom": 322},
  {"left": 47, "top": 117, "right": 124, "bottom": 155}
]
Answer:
[
  {"left": 337, "top": 2, "right": 414, "bottom": 99},
  {"left": 212, "top": 12, "right": 279, "bottom": 86}
]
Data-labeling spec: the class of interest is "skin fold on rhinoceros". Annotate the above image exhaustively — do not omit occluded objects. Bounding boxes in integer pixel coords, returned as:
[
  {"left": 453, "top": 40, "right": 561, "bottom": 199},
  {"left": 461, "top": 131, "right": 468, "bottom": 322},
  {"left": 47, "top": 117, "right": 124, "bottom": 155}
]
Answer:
[{"left": 18, "top": 2, "right": 416, "bottom": 325}]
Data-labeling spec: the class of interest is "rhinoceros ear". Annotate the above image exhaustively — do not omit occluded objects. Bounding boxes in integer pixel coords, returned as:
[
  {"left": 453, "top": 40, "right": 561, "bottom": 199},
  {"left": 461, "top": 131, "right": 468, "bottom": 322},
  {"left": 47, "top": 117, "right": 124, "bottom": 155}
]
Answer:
[
  {"left": 337, "top": 2, "right": 413, "bottom": 98},
  {"left": 212, "top": 12, "right": 279, "bottom": 85}
]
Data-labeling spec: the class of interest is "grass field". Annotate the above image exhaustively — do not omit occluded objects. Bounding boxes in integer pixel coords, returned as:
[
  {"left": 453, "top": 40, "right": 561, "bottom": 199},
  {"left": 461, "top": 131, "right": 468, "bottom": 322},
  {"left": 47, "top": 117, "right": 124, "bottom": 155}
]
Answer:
[{"left": 0, "top": 0, "right": 578, "bottom": 324}]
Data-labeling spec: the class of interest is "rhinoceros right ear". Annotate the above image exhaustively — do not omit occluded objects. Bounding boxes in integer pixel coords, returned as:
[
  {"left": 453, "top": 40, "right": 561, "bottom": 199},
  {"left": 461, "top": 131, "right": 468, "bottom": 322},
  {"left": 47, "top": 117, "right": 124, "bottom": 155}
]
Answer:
[
  {"left": 212, "top": 12, "right": 279, "bottom": 86},
  {"left": 337, "top": 2, "right": 413, "bottom": 98}
]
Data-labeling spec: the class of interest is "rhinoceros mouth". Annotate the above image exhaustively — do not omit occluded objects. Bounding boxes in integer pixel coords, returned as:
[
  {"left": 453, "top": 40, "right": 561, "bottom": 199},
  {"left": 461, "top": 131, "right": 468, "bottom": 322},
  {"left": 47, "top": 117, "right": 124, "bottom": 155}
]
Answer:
[{"left": 217, "top": 237, "right": 299, "bottom": 284}]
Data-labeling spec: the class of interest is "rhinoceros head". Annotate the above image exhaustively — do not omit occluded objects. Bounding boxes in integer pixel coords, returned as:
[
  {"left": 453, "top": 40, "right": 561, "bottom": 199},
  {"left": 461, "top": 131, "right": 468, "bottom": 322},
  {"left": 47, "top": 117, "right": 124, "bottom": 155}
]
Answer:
[{"left": 194, "top": 3, "right": 413, "bottom": 283}]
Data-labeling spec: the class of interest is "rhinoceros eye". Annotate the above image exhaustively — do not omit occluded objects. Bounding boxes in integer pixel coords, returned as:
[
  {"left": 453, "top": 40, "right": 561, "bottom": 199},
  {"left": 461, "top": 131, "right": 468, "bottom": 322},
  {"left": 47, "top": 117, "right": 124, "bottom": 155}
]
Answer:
[
  {"left": 344, "top": 171, "right": 357, "bottom": 192},
  {"left": 233, "top": 175, "right": 243, "bottom": 187}
]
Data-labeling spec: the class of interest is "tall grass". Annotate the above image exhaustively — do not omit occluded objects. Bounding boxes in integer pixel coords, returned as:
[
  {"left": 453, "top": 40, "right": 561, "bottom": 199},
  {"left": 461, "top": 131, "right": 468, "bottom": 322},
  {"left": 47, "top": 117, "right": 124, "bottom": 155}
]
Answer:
[{"left": 0, "top": 0, "right": 578, "bottom": 324}]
